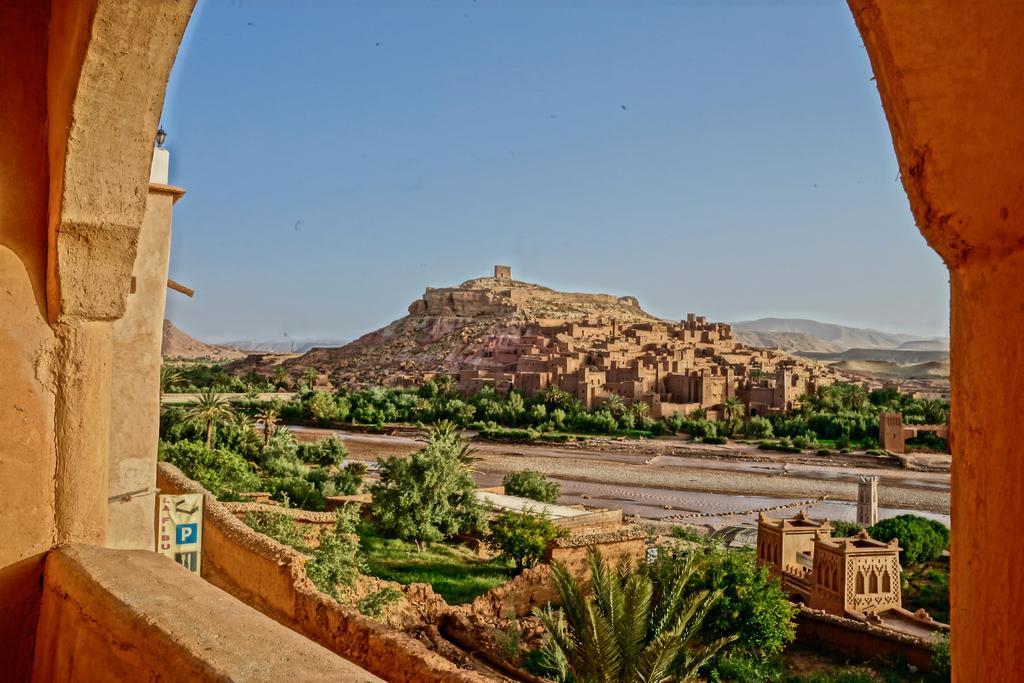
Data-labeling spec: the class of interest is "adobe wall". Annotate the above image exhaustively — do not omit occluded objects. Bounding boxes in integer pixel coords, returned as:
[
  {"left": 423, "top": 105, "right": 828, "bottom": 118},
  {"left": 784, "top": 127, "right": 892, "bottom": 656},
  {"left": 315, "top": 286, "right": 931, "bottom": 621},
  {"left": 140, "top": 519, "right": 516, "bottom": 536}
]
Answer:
[
  {"left": 31, "top": 544, "right": 379, "bottom": 682},
  {"left": 0, "top": 1, "right": 59, "bottom": 674},
  {"left": 107, "top": 173, "right": 183, "bottom": 550},
  {"left": 850, "top": 2, "right": 1024, "bottom": 677},
  {"left": 796, "top": 608, "right": 935, "bottom": 672},
  {"left": 0, "top": 2, "right": 195, "bottom": 678},
  {"left": 157, "top": 463, "right": 489, "bottom": 683}
]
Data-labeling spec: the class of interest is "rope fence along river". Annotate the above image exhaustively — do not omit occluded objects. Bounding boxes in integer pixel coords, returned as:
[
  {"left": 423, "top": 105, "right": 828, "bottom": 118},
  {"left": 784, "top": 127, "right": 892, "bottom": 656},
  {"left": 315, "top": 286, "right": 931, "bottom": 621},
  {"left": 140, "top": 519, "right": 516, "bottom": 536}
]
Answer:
[{"left": 658, "top": 495, "right": 829, "bottom": 522}]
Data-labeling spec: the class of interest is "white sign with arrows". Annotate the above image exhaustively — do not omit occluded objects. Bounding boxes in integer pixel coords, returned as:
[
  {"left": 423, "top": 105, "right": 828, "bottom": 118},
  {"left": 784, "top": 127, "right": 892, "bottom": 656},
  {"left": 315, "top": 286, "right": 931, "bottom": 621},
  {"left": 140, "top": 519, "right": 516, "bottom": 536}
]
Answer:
[{"left": 157, "top": 493, "right": 204, "bottom": 574}]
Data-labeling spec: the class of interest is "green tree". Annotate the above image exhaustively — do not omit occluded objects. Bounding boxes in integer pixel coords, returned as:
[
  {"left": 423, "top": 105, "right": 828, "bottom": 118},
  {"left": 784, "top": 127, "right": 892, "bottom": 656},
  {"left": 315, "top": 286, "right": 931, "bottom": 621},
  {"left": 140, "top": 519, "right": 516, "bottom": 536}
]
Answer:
[
  {"left": 486, "top": 510, "right": 567, "bottom": 571},
  {"left": 184, "top": 388, "right": 234, "bottom": 448},
  {"left": 503, "top": 469, "right": 560, "bottom": 504},
  {"left": 664, "top": 545, "right": 797, "bottom": 681},
  {"left": 271, "top": 366, "right": 290, "bottom": 389},
  {"left": 254, "top": 406, "right": 279, "bottom": 446},
  {"left": 370, "top": 426, "right": 486, "bottom": 549},
  {"left": 869, "top": 515, "right": 949, "bottom": 566},
  {"left": 308, "top": 390, "right": 338, "bottom": 424},
  {"left": 159, "top": 365, "right": 182, "bottom": 397},
  {"left": 534, "top": 548, "right": 735, "bottom": 683},
  {"left": 741, "top": 416, "right": 774, "bottom": 439},
  {"left": 301, "top": 367, "right": 319, "bottom": 388},
  {"left": 602, "top": 394, "right": 626, "bottom": 418},
  {"left": 435, "top": 373, "right": 456, "bottom": 398},
  {"left": 721, "top": 396, "right": 744, "bottom": 435}
]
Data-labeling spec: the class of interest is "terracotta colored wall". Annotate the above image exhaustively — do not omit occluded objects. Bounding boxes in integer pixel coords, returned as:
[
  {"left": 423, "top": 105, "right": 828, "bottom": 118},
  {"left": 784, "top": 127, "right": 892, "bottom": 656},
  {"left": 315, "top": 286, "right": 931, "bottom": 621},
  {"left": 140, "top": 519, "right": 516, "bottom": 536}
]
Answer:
[
  {"left": 0, "top": 2, "right": 195, "bottom": 678},
  {"left": 796, "top": 611, "right": 934, "bottom": 672},
  {"left": 849, "top": 2, "right": 1024, "bottom": 678},
  {"left": 0, "top": 2, "right": 59, "bottom": 676},
  {"left": 157, "top": 463, "right": 490, "bottom": 683},
  {"left": 31, "top": 545, "right": 381, "bottom": 682},
  {"left": 107, "top": 180, "right": 179, "bottom": 550}
]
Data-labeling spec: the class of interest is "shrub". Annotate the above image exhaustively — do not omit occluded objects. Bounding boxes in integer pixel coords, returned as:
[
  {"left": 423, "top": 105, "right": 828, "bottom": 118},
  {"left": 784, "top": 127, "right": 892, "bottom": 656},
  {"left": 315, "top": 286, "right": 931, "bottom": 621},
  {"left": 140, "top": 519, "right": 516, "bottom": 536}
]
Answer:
[
  {"left": 502, "top": 469, "right": 560, "bottom": 504},
  {"left": 244, "top": 510, "right": 308, "bottom": 550},
  {"left": 267, "top": 475, "right": 326, "bottom": 511},
  {"left": 869, "top": 515, "right": 949, "bottom": 565},
  {"left": 654, "top": 545, "right": 796, "bottom": 681},
  {"left": 304, "top": 505, "right": 366, "bottom": 598},
  {"left": 816, "top": 448, "right": 832, "bottom": 456},
  {"left": 702, "top": 436, "right": 728, "bottom": 445},
  {"left": 486, "top": 510, "right": 567, "bottom": 571},
  {"left": 477, "top": 426, "right": 538, "bottom": 442},
  {"left": 742, "top": 416, "right": 774, "bottom": 439},
  {"left": 357, "top": 587, "right": 403, "bottom": 618},
  {"left": 830, "top": 520, "right": 864, "bottom": 538},
  {"left": 297, "top": 436, "right": 348, "bottom": 468},
  {"left": 158, "top": 440, "right": 258, "bottom": 498}
]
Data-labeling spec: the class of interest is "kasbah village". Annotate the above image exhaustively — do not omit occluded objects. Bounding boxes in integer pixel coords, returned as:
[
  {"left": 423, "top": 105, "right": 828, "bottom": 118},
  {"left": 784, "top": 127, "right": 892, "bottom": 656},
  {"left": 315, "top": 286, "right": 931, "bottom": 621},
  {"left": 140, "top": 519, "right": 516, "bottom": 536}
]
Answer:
[{"left": 3, "top": 2, "right": 1023, "bottom": 683}]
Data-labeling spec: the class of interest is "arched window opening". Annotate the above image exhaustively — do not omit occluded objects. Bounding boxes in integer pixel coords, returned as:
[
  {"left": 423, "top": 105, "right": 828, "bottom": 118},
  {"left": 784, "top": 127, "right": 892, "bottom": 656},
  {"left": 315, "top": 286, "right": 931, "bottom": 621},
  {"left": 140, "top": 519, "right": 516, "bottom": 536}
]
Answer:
[
  {"left": 869, "top": 571, "right": 879, "bottom": 594},
  {"left": 856, "top": 571, "right": 865, "bottom": 594}
]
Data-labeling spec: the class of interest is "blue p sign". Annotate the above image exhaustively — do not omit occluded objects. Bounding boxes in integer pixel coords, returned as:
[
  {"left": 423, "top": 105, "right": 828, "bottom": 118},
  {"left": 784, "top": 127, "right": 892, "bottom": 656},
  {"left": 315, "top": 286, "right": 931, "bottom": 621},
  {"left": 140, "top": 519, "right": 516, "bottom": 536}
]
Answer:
[{"left": 176, "top": 523, "right": 198, "bottom": 545}]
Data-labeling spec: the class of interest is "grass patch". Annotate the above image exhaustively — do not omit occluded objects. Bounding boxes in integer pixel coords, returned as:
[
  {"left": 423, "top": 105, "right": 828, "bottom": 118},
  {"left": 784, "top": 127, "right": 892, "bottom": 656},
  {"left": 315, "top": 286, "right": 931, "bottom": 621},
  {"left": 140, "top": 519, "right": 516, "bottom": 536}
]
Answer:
[
  {"left": 901, "top": 558, "right": 950, "bottom": 623},
  {"left": 358, "top": 528, "right": 514, "bottom": 605}
]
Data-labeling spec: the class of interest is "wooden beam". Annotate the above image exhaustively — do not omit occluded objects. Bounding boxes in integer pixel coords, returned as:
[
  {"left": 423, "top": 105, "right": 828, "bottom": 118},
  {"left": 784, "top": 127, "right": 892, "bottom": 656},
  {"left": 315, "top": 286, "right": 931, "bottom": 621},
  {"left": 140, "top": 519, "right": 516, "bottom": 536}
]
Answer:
[{"left": 167, "top": 278, "right": 194, "bottom": 298}]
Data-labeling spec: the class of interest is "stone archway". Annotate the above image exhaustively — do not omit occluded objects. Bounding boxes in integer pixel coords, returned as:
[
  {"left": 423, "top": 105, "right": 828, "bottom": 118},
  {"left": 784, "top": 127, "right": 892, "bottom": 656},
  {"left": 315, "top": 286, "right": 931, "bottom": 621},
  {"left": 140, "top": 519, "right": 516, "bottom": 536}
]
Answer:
[
  {"left": 1, "top": 1, "right": 1021, "bottom": 679},
  {"left": 0, "top": 0, "right": 194, "bottom": 677}
]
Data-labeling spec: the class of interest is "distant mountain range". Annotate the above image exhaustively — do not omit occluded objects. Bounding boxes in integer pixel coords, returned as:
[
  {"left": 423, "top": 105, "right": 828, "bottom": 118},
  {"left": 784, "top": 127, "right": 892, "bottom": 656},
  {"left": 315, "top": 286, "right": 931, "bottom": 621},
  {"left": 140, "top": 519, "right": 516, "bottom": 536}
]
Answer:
[
  {"left": 730, "top": 318, "right": 948, "bottom": 354},
  {"left": 222, "top": 338, "right": 349, "bottom": 354}
]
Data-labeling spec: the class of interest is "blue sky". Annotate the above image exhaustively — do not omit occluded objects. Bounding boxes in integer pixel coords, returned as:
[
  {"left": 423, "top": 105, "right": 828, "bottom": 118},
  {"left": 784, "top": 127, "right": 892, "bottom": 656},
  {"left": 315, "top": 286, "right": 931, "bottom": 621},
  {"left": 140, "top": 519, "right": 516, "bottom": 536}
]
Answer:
[{"left": 162, "top": 0, "right": 949, "bottom": 343}]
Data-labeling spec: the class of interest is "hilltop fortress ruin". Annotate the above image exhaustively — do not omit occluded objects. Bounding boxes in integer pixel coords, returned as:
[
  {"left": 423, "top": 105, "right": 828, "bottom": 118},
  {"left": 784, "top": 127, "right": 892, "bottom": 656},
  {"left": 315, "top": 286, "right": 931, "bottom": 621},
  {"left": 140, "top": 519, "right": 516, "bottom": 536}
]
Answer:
[{"left": 271, "top": 266, "right": 842, "bottom": 418}]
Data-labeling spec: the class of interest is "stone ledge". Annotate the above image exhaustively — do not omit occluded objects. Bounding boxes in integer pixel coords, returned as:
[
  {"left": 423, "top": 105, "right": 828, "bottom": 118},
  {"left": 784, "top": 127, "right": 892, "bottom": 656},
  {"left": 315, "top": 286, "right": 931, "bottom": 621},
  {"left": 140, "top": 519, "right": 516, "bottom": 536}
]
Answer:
[{"left": 32, "top": 544, "right": 382, "bottom": 682}]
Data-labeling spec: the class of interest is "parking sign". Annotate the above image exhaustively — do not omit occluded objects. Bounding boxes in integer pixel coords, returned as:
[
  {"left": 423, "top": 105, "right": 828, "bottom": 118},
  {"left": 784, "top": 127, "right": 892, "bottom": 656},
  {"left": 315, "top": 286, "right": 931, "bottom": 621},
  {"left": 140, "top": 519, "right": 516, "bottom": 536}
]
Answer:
[{"left": 157, "top": 493, "right": 203, "bottom": 574}]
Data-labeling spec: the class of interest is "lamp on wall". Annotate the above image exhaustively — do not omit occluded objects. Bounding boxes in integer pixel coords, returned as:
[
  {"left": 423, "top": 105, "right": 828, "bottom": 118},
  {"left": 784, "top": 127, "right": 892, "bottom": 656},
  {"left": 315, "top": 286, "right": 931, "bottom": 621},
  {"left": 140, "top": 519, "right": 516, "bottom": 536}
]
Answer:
[{"left": 156, "top": 127, "right": 167, "bottom": 148}]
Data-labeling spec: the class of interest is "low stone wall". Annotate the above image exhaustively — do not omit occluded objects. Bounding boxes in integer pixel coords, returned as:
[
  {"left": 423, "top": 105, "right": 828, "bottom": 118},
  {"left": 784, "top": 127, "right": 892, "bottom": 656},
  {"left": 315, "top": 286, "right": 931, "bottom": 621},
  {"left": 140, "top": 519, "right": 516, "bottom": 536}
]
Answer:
[
  {"left": 796, "top": 607, "right": 938, "bottom": 672},
  {"left": 157, "top": 463, "right": 488, "bottom": 683},
  {"left": 31, "top": 545, "right": 381, "bottom": 682},
  {"left": 554, "top": 507, "right": 624, "bottom": 534},
  {"left": 546, "top": 525, "right": 648, "bottom": 576},
  {"left": 221, "top": 501, "right": 337, "bottom": 548}
]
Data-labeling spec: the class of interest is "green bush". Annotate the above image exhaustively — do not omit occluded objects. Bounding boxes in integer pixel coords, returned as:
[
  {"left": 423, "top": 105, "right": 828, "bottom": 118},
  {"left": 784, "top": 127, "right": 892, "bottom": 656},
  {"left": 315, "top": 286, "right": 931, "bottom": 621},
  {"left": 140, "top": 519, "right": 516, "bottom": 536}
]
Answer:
[
  {"left": 653, "top": 545, "right": 796, "bottom": 681},
  {"left": 244, "top": 510, "right": 308, "bottom": 551},
  {"left": 158, "top": 440, "right": 258, "bottom": 498},
  {"left": 502, "top": 470, "right": 560, "bottom": 504},
  {"left": 357, "top": 587, "right": 403, "bottom": 617},
  {"left": 869, "top": 515, "right": 949, "bottom": 565},
  {"left": 297, "top": 436, "right": 348, "bottom": 468},
  {"left": 702, "top": 435, "right": 728, "bottom": 445},
  {"left": 477, "top": 426, "right": 539, "bottom": 442},
  {"left": 830, "top": 520, "right": 863, "bottom": 538},
  {"left": 485, "top": 510, "right": 567, "bottom": 571},
  {"left": 742, "top": 416, "right": 774, "bottom": 439},
  {"left": 305, "top": 505, "right": 366, "bottom": 598}
]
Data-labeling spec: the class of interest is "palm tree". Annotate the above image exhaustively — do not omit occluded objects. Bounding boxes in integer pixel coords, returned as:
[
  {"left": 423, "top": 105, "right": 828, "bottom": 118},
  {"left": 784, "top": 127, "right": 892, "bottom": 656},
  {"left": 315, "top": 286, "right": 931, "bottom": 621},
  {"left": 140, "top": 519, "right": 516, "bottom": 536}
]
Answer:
[
  {"left": 271, "top": 366, "right": 290, "bottom": 389},
  {"left": 301, "top": 367, "right": 319, "bottom": 388},
  {"left": 603, "top": 394, "right": 626, "bottom": 418},
  {"left": 185, "top": 388, "right": 234, "bottom": 448},
  {"left": 436, "top": 373, "right": 456, "bottom": 398},
  {"left": 254, "top": 407, "right": 280, "bottom": 446},
  {"left": 721, "top": 396, "right": 744, "bottom": 423},
  {"left": 420, "top": 419, "right": 477, "bottom": 465},
  {"left": 630, "top": 400, "right": 650, "bottom": 420},
  {"left": 159, "top": 366, "right": 182, "bottom": 398},
  {"left": 534, "top": 548, "right": 735, "bottom": 682}
]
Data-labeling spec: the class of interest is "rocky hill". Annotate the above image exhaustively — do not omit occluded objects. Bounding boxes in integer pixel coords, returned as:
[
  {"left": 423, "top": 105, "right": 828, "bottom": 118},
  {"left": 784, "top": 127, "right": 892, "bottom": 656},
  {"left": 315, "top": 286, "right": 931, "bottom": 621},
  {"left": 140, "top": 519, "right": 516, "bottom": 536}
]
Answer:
[
  {"left": 231, "top": 275, "right": 661, "bottom": 384},
  {"left": 162, "top": 320, "right": 247, "bottom": 361}
]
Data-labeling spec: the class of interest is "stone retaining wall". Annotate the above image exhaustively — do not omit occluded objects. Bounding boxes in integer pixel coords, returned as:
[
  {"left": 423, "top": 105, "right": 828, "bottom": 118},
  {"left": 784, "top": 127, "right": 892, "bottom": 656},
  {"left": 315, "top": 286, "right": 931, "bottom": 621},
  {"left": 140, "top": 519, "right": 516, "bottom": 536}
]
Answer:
[
  {"left": 796, "top": 607, "right": 938, "bottom": 672},
  {"left": 157, "top": 462, "right": 488, "bottom": 683}
]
